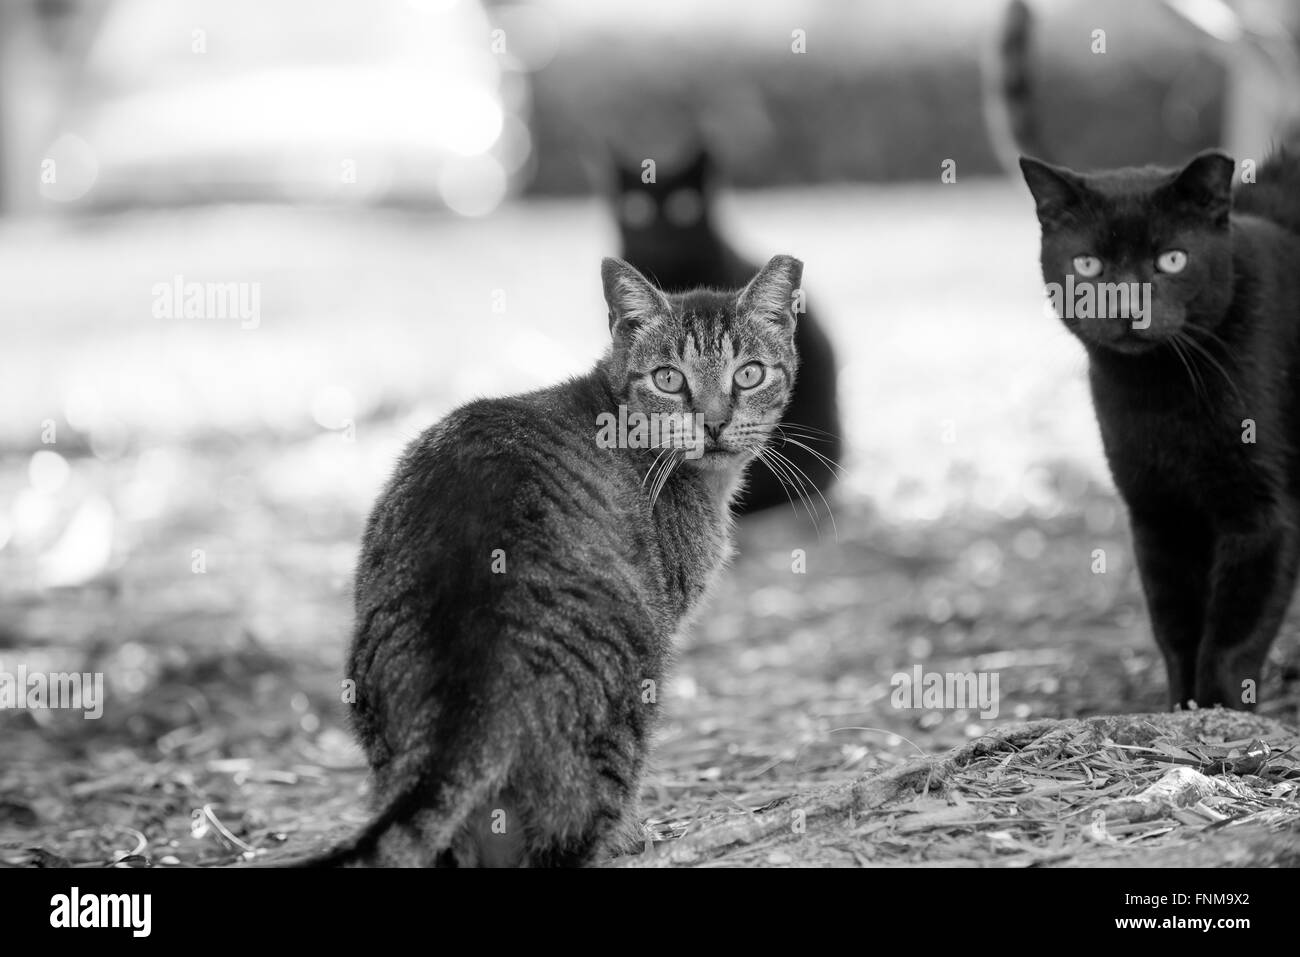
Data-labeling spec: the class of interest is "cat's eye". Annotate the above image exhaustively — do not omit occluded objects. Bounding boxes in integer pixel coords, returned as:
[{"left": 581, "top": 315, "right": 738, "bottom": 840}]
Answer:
[
  {"left": 652, "top": 367, "right": 685, "bottom": 393},
  {"left": 664, "top": 188, "right": 703, "bottom": 227},
  {"left": 734, "top": 363, "right": 765, "bottom": 389},
  {"left": 1156, "top": 250, "right": 1188, "bottom": 274},
  {"left": 1072, "top": 256, "right": 1103, "bottom": 278},
  {"left": 620, "top": 192, "right": 655, "bottom": 229}
]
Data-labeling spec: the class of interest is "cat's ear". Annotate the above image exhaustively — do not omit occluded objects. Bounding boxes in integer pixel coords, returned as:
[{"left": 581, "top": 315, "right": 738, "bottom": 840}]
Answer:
[
  {"left": 614, "top": 155, "right": 643, "bottom": 189},
  {"left": 1019, "top": 156, "right": 1086, "bottom": 226},
  {"left": 601, "top": 257, "right": 670, "bottom": 337},
  {"left": 737, "top": 255, "right": 804, "bottom": 334},
  {"left": 682, "top": 146, "right": 714, "bottom": 185},
  {"left": 1169, "top": 150, "right": 1234, "bottom": 225}
]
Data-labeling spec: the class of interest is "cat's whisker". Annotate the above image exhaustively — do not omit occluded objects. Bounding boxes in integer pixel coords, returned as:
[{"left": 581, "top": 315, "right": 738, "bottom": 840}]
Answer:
[
  {"left": 1178, "top": 333, "right": 1237, "bottom": 400},
  {"left": 761, "top": 447, "right": 834, "bottom": 540},
  {"left": 752, "top": 448, "right": 805, "bottom": 519},
  {"left": 643, "top": 456, "right": 665, "bottom": 497},
  {"left": 767, "top": 420, "right": 840, "bottom": 443},
  {"left": 755, "top": 447, "right": 821, "bottom": 531},
  {"left": 1182, "top": 323, "right": 1232, "bottom": 351},
  {"left": 1186, "top": 341, "right": 1211, "bottom": 404},
  {"left": 641, "top": 446, "right": 672, "bottom": 489},
  {"left": 765, "top": 423, "right": 829, "bottom": 439},
  {"left": 1180, "top": 337, "right": 1213, "bottom": 405},
  {"left": 1185, "top": 341, "right": 1211, "bottom": 405},
  {"left": 754, "top": 442, "right": 811, "bottom": 522},
  {"left": 772, "top": 430, "right": 848, "bottom": 476},
  {"left": 649, "top": 449, "right": 685, "bottom": 509},
  {"left": 649, "top": 452, "right": 674, "bottom": 499},
  {"left": 1178, "top": 326, "right": 1244, "bottom": 401},
  {"left": 765, "top": 446, "right": 839, "bottom": 541},
  {"left": 753, "top": 421, "right": 823, "bottom": 446},
  {"left": 642, "top": 441, "right": 678, "bottom": 505},
  {"left": 1166, "top": 336, "right": 1206, "bottom": 405},
  {"left": 774, "top": 456, "right": 829, "bottom": 540}
]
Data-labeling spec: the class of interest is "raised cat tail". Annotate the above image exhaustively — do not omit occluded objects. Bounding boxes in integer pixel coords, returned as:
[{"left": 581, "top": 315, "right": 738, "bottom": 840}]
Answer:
[
  {"left": 982, "top": 0, "right": 1049, "bottom": 174},
  {"left": 1234, "top": 148, "right": 1300, "bottom": 236}
]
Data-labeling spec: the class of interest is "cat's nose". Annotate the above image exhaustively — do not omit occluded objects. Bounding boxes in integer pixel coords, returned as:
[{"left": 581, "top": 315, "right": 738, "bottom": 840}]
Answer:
[{"left": 704, "top": 422, "right": 727, "bottom": 442}]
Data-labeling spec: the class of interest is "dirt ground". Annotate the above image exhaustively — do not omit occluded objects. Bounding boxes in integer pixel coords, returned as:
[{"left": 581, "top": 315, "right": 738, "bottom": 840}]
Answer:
[{"left": 3, "top": 184, "right": 1298, "bottom": 866}]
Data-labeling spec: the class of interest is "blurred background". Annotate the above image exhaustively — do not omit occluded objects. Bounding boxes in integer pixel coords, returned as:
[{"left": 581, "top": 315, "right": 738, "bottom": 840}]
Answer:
[{"left": 3, "top": 0, "right": 1299, "bottom": 864}]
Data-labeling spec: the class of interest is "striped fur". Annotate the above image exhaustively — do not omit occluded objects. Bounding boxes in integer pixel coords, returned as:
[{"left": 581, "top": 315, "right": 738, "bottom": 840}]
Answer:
[
  {"left": 334, "top": 256, "right": 802, "bottom": 867},
  {"left": 612, "top": 148, "right": 842, "bottom": 515}
]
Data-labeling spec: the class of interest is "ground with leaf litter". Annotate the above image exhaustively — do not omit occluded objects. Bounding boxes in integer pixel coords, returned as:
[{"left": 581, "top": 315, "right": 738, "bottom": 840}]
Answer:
[{"left": 2, "top": 186, "right": 1298, "bottom": 866}]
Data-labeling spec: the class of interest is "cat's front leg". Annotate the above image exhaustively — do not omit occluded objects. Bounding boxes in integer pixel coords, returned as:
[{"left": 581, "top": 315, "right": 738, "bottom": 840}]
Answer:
[
  {"left": 1129, "top": 507, "right": 1212, "bottom": 709},
  {"left": 1198, "top": 520, "right": 1299, "bottom": 709}
]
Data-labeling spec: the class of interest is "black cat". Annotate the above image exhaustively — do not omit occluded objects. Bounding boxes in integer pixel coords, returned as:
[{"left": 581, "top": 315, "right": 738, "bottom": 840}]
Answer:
[
  {"left": 1021, "top": 148, "right": 1300, "bottom": 710},
  {"left": 612, "top": 147, "right": 842, "bottom": 519}
]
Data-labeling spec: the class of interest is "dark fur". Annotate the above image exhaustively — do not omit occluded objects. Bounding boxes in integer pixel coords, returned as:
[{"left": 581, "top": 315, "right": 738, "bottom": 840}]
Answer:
[
  {"left": 1021, "top": 148, "right": 1300, "bottom": 709},
  {"left": 984, "top": 0, "right": 1043, "bottom": 172},
  {"left": 612, "top": 148, "right": 842, "bottom": 516},
  {"left": 304, "top": 256, "right": 802, "bottom": 867}
]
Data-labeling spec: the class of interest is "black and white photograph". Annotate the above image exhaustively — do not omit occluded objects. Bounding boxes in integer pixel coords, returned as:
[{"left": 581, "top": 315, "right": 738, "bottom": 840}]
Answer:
[{"left": 1, "top": 0, "right": 1298, "bottom": 909}]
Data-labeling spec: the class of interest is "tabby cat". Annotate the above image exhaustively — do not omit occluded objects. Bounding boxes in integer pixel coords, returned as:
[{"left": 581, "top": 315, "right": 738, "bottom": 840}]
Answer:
[
  {"left": 1020, "top": 148, "right": 1300, "bottom": 709},
  {"left": 316, "top": 254, "right": 804, "bottom": 866},
  {"left": 613, "top": 147, "right": 842, "bottom": 518}
]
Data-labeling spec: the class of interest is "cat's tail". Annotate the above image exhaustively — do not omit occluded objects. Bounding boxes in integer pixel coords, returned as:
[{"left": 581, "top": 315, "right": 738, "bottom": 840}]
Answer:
[
  {"left": 1234, "top": 148, "right": 1300, "bottom": 236},
  {"left": 272, "top": 778, "right": 429, "bottom": 868},
  {"left": 260, "top": 748, "right": 510, "bottom": 868},
  {"left": 982, "top": 0, "right": 1050, "bottom": 174}
]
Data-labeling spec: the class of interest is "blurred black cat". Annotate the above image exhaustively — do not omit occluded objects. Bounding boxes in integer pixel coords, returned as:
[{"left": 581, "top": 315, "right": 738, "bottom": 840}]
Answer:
[
  {"left": 1021, "top": 148, "right": 1300, "bottom": 710},
  {"left": 612, "top": 147, "right": 842, "bottom": 519}
]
